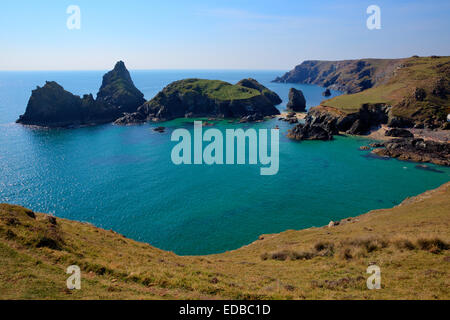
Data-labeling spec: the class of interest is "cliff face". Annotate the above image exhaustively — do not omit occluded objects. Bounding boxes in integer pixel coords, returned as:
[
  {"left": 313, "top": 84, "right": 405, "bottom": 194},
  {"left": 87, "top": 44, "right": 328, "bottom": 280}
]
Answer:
[
  {"left": 273, "top": 58, "right": 404, "bottom": 94},
  {"left": 288, "top": 104, "right": 391, "bottom": 141},
  {"left": 16, "top": 82, "right": 98, "bottom": 127},
  {"left": 115, "top": 78, "right": 281, "bottom": 124},
  {"left": 17, "top": 61, "right": 145, "bottom": 128},
  {"left": 280, "top": 56, "right": 450, "bottom": 131}
]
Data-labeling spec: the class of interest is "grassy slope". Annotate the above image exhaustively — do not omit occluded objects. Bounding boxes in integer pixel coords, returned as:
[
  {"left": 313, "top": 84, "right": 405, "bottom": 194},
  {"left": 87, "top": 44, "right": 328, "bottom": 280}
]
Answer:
[
  {"left": 167, "top": 79, "right": 261, "bottom": 101},
  {"left": 321, "top": 56, "right": 450, "bottom": 119},
  {"left": 0, "top": 182, "right": 449, "bottom": 300}
]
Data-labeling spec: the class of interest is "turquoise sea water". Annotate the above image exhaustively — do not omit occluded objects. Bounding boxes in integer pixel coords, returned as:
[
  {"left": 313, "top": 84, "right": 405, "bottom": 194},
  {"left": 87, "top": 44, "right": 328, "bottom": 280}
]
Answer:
[{"left": 0, "top": 70, "right": 449, "bottom": 255}]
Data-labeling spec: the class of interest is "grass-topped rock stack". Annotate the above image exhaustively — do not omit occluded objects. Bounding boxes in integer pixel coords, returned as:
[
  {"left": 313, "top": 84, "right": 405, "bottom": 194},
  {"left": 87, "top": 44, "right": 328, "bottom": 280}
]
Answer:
[
  {"left": 17, "top": 61, "right": 145, "bottom": 128},
  {"left": 115, "top": 78, "right": 281, "bottom": 124}
]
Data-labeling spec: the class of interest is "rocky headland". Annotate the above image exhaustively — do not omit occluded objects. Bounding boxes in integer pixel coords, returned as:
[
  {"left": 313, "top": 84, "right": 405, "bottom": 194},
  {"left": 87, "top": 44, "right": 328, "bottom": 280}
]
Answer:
[
  {"left": 283, "top": 56, "right": 449, "bottom": 165},
  {"left": 279, "top": 56, "right": 449, "bottom": 134},
  {"left": 16, "top": 61, "right": 145, "bottom": 128},
  {"left": 115, "top": 78, "right": 281, "bottom": 124},
  {"left": 273, "top": 58, "right": 405, "bottom": 94}
]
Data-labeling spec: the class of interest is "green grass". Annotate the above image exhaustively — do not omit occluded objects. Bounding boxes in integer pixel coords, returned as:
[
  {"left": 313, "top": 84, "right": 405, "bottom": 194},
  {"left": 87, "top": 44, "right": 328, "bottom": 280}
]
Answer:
[
  {"left": 321, "top": 56, "right": 450, "bottom": 119},
  {"left": 0, "top": 182, "right": 449, "bottom": 300},
  {"left": 166, "top": 79, "right": 261, "bottom": 101}
]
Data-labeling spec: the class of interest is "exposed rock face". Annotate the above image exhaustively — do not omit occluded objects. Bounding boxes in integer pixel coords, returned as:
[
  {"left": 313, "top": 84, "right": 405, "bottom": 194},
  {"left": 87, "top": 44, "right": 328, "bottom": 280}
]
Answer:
[
  {"left": 236, "top": 78, "right": 282, "bottom": 105},
  {"left": 287, "top": 104, "right": 392, "bottom": 141},
  {"left": 287, "top": 122, "right": 333, "bottom": 140},
  {"left": 385, "top": 128, "right": 414, "bottom": 138},
  {"left": 115, "top": 78, "right": 280, "bottom": 124},
  {"left": 272, "top": 58, "right": 403, "bottom": 93},
  {"left": 96, "top": 61, "right": 145, "bottom": 116},
  {"left": 16, "top": 82, "right": 98, "bottom": 127},
  {"left": 286, "top": 88, "right": 306, "bottom": 112},
  {"left": 322, "top": 88, "right": 331, "bottom": 97},
  {"left": 17, "top": 61, "right": 145, "bottom": 128},
  {"left": 372, "top": 138, "right": 450, "bottom": 166}
]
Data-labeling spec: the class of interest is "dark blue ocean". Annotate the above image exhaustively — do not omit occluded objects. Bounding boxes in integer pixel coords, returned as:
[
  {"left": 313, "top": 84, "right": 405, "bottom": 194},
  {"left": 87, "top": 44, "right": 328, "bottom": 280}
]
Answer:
[{"left": 0, "top": 70, "right": 449, "bottom": 255}]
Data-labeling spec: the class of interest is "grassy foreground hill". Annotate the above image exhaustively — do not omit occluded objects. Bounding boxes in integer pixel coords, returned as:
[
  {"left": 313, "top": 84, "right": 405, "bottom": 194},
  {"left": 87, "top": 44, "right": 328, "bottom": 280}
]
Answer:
[{"left": 1, "top": 182, "right": 449, "bottom": 300}]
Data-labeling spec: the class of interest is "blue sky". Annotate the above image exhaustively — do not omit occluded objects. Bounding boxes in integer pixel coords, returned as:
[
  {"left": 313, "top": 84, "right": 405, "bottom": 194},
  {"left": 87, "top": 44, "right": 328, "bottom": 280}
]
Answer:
[{"left": 0, "top": 0, "right": 449, "bottom": 70}]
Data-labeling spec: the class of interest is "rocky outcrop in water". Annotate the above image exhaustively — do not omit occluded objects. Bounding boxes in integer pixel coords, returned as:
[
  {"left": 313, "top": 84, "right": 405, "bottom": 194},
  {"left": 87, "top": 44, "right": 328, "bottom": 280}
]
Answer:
[
  {"left": 16, "top": 81, "right": 99, "bottom": 127},
  {"left": 287, "top": 104, "right": 392, "bottom": 140},
  {"left": 96, "top": 61, "right": 146, "bottom": 116},
  {"left": 372, "top": 138, "right": 450, "bottom": 166},
  {"left": 115, "top": 78, "right": 281, "bottom": 124},
  {"left": 287, "top": 122, "right": 333, "bottom": 140},
  {"left": 286, "top": 88, "right": 306, "bottom": 112},
  {"left": 17, "top": 61, "right": 145, "bottom": 128},
  {"left": 385, "top": 128, "right": 414, "bottom": 138}
]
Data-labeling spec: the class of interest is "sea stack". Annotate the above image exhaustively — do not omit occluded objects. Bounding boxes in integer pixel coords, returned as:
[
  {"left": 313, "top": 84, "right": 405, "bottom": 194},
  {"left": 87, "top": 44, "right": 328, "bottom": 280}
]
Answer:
[
  {"left": 17, "top": 61, "right": 145, "bottom": 127},
  {"left": 322, "top": 88, "right": 331, "bottom": 97},
  {"left": 96, "top": 61, "right": 145, "bottom": 115},
  {"left": 286, "top": 88, "right": 306, "bottom": 112}
]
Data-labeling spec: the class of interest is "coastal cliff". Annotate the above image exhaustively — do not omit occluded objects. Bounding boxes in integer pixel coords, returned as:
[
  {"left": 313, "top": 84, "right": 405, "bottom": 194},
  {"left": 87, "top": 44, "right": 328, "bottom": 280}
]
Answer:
[
  {"left": 273, "top": 58, "right": 404, "bottom": 94},
  {"left": 279, "top": 56, "right": 450, "bottom": 131},
  {"left": 115, "top": 78, "right": 281, "bottom": 124},
  {"left": 17, "top": 61, "right": 145, "bottom": 127},
  {"left": 0, "top": 183, "right": 449, "bottom": 299}
]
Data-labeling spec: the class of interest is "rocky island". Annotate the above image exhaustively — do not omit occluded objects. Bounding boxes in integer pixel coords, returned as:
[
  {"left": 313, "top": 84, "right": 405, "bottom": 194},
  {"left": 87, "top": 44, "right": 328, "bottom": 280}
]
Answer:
[
  {"left": 16, "top": 61, "right": 145, "bottom": 127},
  {"left": 115, "top": 78, "right": 281, "bottom": 124}
]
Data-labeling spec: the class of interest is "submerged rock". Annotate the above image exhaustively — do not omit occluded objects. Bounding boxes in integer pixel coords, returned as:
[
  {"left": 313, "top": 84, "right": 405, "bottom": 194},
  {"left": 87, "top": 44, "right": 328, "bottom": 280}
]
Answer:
[{"left": 286, "top": 88, "right": 306, "bottom": 112}]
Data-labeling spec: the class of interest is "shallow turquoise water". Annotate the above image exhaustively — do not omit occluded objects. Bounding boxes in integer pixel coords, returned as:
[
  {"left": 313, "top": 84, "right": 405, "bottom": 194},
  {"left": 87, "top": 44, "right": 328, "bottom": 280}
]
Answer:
[{"left": 0, "top": 70, "right": 449, "bottom": 255}]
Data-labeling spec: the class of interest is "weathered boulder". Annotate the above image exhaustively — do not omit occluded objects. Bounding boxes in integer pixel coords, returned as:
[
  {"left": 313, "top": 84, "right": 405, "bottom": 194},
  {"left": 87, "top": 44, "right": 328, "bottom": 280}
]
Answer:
[
  {"left": 287, "top": 123, "right": 333, "bottom": 141},
  {"left": 286, "top": 88, "right": 306, "bottom": 112},
  {"left": 385, "top": 128, "right": 414, "bottom": 138}
]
